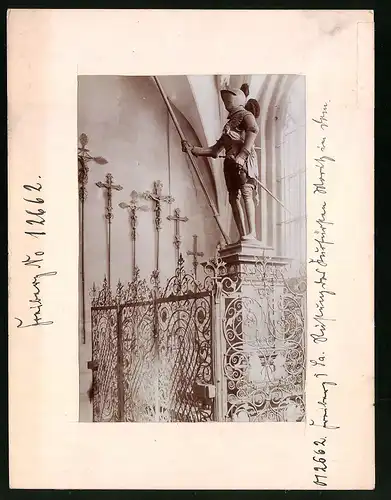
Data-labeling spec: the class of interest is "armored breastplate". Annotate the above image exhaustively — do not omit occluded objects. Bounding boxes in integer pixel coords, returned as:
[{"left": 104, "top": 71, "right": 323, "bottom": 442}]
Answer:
[{"left": 222, "top": 108, "right": 252, "bottom": 158}]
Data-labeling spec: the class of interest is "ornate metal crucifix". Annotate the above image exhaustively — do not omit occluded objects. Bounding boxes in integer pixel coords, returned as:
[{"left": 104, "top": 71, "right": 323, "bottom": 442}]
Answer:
[
  {"left": 119, "top": 190, "right": 149, "bottom": 279},
  {"left": 142, "top": 180, "right": 174, "bottom": 283},
  {"left": 167, "top": 208, "right": 189, "bottom": 266},
  {"left": 96, "top": 173, "right": 123, "bottom": 289},
  {"left": 78, "top": 133, "right": 108, "bottom": 344},
  {"left": 187, "top": 234, "right": 204, "bottom": 282},
  {"left": 78, "top": 133, "right": 108, "bottom": 202},
  {"left": 143, "top": 180, "right": 174, "bottom": 352}
]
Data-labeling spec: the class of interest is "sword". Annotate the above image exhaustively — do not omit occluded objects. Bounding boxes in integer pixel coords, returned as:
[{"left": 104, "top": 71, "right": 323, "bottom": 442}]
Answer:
[
  {"left": 253, "top": 177, "right": 293, "bottom": 216},
  {"left": 219, "top": 154, "right": 292, "bottom": 215}
]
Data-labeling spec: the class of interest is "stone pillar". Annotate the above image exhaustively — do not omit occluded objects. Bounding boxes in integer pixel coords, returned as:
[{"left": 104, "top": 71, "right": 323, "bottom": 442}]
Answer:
[{"left": 216, "top": 240, "right": 291, "bottom": 422}]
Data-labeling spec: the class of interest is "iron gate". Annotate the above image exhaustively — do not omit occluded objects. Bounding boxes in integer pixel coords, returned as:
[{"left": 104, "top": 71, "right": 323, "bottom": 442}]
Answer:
[
  {"left": 90, "top": 258, "right": 215, "bottom": 422},
  {"left": 90, "top": 255, "right": 307, "bottom": 423}
]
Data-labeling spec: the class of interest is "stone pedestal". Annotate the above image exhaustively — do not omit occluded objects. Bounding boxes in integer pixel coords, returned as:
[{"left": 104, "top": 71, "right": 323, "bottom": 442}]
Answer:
[
  {"left": 215, "top": 239, "right": 292, "bottom": 422},
  {"left": 219, "top": 239, "right": 290, "bottom": 274}
]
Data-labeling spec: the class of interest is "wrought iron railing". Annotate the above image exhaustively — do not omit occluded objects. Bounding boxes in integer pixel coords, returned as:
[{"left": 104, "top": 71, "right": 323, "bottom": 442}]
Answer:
[{"left": 89, "top": 254, "right": 306, "bottom": 423}]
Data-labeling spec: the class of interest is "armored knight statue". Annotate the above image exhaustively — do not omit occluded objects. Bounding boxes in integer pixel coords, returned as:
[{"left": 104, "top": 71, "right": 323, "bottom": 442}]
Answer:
[{"left": 182, "top": 83, "right": 260, "bottom": 242}]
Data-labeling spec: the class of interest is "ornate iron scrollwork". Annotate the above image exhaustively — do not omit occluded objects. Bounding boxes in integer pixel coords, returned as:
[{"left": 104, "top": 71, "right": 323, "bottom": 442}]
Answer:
[
  {"left": 90, "top": 248, "right": 306, "bottom": 423},
  {"left": 220, "top": 258, "right": 307, "bottom": 422},
  {"left": 90, "top": 255, "right": 215, "bottom": 422}
]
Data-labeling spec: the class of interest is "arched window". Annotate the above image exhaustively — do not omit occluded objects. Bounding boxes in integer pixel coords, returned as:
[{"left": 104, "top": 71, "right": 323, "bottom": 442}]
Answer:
[
  {"left": 275, "top": 76, "right": 306, "bottom": 269},
  {"left": 249, "top": 75, "right": 306, "bottom": 269}
]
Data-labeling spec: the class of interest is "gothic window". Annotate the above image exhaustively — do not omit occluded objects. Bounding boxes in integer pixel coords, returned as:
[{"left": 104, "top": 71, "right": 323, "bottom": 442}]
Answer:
[{"left": 275, "top": 77, "right": 306, "bottom": 268}]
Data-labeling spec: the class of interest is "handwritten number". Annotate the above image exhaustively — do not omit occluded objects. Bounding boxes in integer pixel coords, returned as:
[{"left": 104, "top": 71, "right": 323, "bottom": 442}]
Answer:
[
  {"left": 23, "top": 183, "right": 42, "bottom": 192},
  {"left": 18, "top": 179, "right": 56, "bottom": 327},
  {"left": 25, "top": 209, "right": 45, "bottom": 226},
  {"left": 26, "top": 208, "right": 45, "bottom": 216},
  {"left": 313, "top": 475, "right": 327, "bottom": 487},
  {"left": 310, "top": 104, "right": 334, "bottom": 490},
  {"left": 25, "top": 231, "right": 46, "bottom": 238},
  {"left": 23, "top": 197, "right": 44, "bottom": 204}
]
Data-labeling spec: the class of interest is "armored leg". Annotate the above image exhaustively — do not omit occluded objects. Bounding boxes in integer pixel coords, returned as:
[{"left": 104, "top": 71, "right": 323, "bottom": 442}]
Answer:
[
  {"left": 241, "top": 183, "right": 257, "bottom": 240},
  {"left": 228, "top": 190, "right": 246, "bottom": 239}
]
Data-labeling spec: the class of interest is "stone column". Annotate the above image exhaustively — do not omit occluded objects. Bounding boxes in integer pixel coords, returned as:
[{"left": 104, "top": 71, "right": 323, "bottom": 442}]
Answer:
[{"left": 216, "top": 240, "right": 290, "bottom": 422}]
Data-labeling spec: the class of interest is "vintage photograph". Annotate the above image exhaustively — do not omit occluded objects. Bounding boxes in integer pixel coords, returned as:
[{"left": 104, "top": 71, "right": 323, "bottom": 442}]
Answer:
[{"left": 78, "top": 74, "right": 307, "bottom": 423}]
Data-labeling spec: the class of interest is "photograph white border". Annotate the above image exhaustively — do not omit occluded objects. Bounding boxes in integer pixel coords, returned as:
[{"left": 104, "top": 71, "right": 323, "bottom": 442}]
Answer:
[{"left": 8, "top": 9, "right": 374, "bottom": 489}]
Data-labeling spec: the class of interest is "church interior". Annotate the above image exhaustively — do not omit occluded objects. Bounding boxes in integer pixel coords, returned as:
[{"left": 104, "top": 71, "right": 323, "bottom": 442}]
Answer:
[{"left": 78, "top": 74, "right": 306, "bottom": 423}]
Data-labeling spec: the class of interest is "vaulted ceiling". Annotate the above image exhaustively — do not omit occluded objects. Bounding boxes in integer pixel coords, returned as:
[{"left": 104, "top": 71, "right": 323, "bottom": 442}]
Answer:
[{"left": 153, "top": 74, "right": 301, "bottom": 233}]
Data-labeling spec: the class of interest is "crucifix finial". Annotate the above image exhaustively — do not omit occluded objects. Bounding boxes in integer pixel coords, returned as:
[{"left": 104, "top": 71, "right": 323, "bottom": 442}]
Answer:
[
  {"left": 119, "top": 190, "right": 149, "bottom": 280},
  {"left": 187, "top": 234, "right": 204, "bottom": 281},
  {"left": 167, "top": 207, "right": 189, "bottom": 265},
  {"left": 95, "top": 173, "right": 123, "bottom": 289},
  {"left": 119, "top": 190, "right": 149, "bottom": 240},
  {"left": 78, "top": 133, "right": 108, "bottom": 202},
  {"left": 96, "top": 173, "right": 123, "bottom": 222},
  {"left": 142, "top": 180, "right": 174, "bottom": 232},
  {"left": 142, "top": 180, "right": 175, "bottom": 281}
]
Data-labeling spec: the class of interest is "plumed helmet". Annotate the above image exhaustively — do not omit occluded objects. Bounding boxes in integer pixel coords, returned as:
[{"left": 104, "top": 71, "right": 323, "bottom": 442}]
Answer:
[
  {"left": 220, "top": 83, "right": 252, "bottom": 108},
  {"left": 220, "top": 87, "right": 247, "bottom": 108}
]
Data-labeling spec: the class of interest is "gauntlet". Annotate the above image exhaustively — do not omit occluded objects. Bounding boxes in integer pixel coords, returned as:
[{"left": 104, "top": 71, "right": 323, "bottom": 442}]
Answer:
[{"left": 181, "top": 140, "right": 193, "bottom": 153}]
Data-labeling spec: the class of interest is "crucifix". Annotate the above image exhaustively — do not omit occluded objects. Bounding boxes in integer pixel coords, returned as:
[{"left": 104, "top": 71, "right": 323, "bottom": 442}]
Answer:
[
  {"left": 119, "top": 190, "right": 149, "bottom": 279},
  {"left": 142, "top": 180, "right": 175, "bottom": 279},
  {"left": 95, "top": 173, "right": 123, "bottom": 289},
  {"left": 187, "top": 234, "right": 204, "bottom": 282},
  {"left": 143, "top": 180, "right": 174, "bottom": 358},
  {"left": 78, "top": 133, "right": 108, "bottom": 344},
  {"left": 167, "top": 208, "right": 189, "bottom": 266}
]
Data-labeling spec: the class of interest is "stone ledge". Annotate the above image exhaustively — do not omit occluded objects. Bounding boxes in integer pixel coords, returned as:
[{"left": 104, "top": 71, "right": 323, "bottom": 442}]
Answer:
[{"left": 219, "top": 239, "right": 292, "bottom": 268}]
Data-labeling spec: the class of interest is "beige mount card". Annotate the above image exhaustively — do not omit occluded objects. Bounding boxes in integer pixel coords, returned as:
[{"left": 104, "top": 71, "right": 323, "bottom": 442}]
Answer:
[{"left": 8, "top": 9, "right": 374, "bottom": 490}]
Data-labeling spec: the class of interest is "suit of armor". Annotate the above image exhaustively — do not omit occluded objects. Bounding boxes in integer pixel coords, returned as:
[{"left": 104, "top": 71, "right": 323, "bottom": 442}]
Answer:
[{"left": 183, "top": 86, "right": 260, "bottom": 241}]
